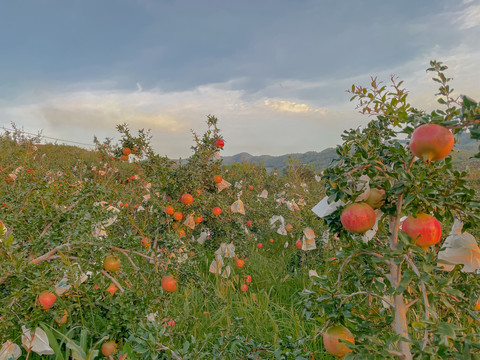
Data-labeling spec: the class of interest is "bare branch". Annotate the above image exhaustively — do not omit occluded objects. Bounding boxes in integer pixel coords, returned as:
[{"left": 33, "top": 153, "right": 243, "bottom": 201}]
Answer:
[
  {"left": 100, "top": 270, "right": 125, "bottom": 293},
  {"left": 337, "top": 291, "right": 394, "bottom": 309}
]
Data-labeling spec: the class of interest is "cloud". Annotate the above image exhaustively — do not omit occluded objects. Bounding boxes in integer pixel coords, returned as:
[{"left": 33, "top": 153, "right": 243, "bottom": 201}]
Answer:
[
  {"left": 263, "top": 99, "right": 328, "bottom": 115},
  {"left": 453, "top": 3, "right": 480, "bottom": 29}
]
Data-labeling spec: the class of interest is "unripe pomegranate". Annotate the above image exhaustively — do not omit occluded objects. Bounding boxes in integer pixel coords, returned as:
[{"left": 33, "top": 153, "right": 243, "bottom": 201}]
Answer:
[
  {"left": 365, "top": 188, "right": 385, "bottom": 209},
  {"left": 409, "top": 124, "right": 454, "bottom": 162},
  {"left": 402, "top": 213, "right": 441, "bottom": 249},
  {"left": 104, "top": 256, "right": 121, "bottom": 272},
  {"left": 322, "top": 325, "right": 355, "bottom": 358},
  {"left": 340, "top": 203, "right": 376, "bottom": 234}
]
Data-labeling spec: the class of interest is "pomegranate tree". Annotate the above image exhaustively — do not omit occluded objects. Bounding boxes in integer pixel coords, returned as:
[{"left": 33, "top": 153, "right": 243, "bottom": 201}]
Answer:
[{"left": 308, "top": 61, "right": 480, "bottom": 358}]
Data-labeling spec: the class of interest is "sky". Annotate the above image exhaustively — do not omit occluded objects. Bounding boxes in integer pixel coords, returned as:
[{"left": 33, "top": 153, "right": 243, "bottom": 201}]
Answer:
[{"left": 0, "top": 0, "right": 479, "bottom": 158}]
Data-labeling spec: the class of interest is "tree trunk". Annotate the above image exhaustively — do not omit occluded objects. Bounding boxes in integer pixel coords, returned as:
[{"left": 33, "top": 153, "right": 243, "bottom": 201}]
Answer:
[{"left": 389, "top": 215, "right": 413, "bottom": 360}]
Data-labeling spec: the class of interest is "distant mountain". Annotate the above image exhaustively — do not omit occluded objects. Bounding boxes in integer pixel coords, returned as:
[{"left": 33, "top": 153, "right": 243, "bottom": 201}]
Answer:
[
  {"left": 220, "top": 133, "right": 480, "bottom": 172},
  {"left": 221, "top": 148, "right": 338, "bottom": 172}
]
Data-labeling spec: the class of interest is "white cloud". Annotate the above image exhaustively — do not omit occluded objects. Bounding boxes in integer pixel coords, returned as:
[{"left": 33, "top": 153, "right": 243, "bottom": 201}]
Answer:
[
  {"left": 453, "top": 3, "right": 480, "bottom": 29},
  {"left": 263, "top": 99, "right": 328, "bottom": 115}
]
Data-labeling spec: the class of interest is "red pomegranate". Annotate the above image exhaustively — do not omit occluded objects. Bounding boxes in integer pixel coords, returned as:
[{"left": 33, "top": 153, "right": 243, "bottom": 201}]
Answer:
[
  {"left": 340, "top": 203, "right": 376, "bottom": 234},
  {"left": 402, "top": 213, "right": 441, "bottom": 249},
  {"left": 409, "top": 124, "right": 454, "bottom": 162}
]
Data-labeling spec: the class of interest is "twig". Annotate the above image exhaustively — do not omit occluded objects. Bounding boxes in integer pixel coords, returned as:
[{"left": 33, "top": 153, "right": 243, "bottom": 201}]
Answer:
[
  {"left": 109, "top": 246, "right": 154, "bottom": 263},
  {"left": 111, "top": 247, "right": 148, "bottom": 283},
  {"left": 29, "top": 243, "right": 71, "bottom": 265},
  {"left": 100, "top": 270, "right": 125, "bottom": 293},
  {"left": 337, "top": 291, "right": 394, "bottom": 309}
]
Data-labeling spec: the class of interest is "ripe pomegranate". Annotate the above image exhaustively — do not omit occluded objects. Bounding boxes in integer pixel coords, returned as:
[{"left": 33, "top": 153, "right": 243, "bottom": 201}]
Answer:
[
  {"left": 120, "top": 155, "right": 129, "bottom": 161},
  {"left": 365, "top": 188, "right": 385, "bottom": 209},
  {"left": 240, "top": 284, "right": 248, "bottom": 292},
  {"left": 161, "top": 275, "right": 178, "bottom": 292},
  {"left": 322, "top": 325, "right": 355, "bottom": 358},
  {"left": 340, "top": 203, "right": 376, "bottom": 234},
  {"left": 181, "top": 193, "right": 194, "bottom": 205},
  {"left": 409, "top": 124, "right": 454, "bottom": 162},
  {"left": 285, "top": 224, "right": 293, "bottom": 232},
  {"left": 269, "top": 238, "right": 274, "bottom": 243},
  {"left": 164, "top": 206, "right": 175, "bottom": 215},
  {"left": 246, "top": 220, "right": 252, "bottom": 227},
  {"left": 257, "top": 243, "right": 263, "bottom": 249},
  {"left": 101, "top": 341, "right": 118, "bottom": 357},
  {"left": 475, "top": 297, "right": 480, "bottom": 311},
  {"left": 214, "top": 139, "right": 224, "bottom": 148},
  {"left": 245, "top": 275, "right": 252, "bottom": 283},
  {"left": 402, "top": 213, "right": 441, "bottom": 249},
  {"left": 194, "top": 215, "right": 203, "bottom": 224},
  {"left": 295, "top": 240, "right": 302, "bottom": 250},
  {"left": 213, "top": 175, "right": 222, "bottom": 184},
  {"left": 177, "top": 229, "right": 186, "bottom": 237},
  {"left": 104, "top": 256, "right": 121, "bottom": 272},
  {"left": 38, "top": 291, "right": 57, "bottom": 310},
  {"left": 235, "top": 259, "right": 245, "bottom": 268},
  {"left": 248, "top": 185, "right": 254, "bottom": 190},
  {"left": 173, "top": 212, "right": 183, "bottom": 221},
  {"left": 122, "top": 147, "right": 131, "bottom": 155},
  {"left": 212, "top": 207, "right": 222, "bottom": 216}
]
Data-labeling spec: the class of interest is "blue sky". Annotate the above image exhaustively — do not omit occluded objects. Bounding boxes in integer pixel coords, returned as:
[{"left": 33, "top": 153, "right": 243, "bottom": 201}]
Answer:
[{"left": 1, "top": 0, "right": 479, "bottom": 157}]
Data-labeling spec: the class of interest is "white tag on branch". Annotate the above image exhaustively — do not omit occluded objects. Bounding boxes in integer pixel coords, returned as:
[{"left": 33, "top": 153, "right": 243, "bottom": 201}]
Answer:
[
  {"left": 230, "top": 199, "right": 245, "bottom": 215},
  {"left": 311, "top": 196, "right": 344, "bottom": 218},
  {"left": 184, "top": 215, "right": 196, "bottom": 230},
  {"left": 234, "top": 181, "right": 243, "bottom": 189},
  {"left": 284, "top": 241, "right": 289, "bottom": 248},
  {"left": 308, "top": 270, "right": 321, "bottom": 279},
  {"left": 269, "top": 215, "right": 285, "bottom": 227},
  {"left": 146, "top": 312, "right": 158, "bottom": 322},
  {"left": 0, "top": 340, "right": 22, "bottom": 360},
  {"left": 137, "top": 205, "right": 145, "bottom": 212},
  {"left": 21, "top": 326, "right": 54, "bottom": 356},
  {"left": 216, "top": 179, "right": 232, "bottom": 193},
  {"left": 315, "top": 175, "right": 321, "bottom": 182},
  {"left": 437, "top": 219, "right": 480, "bottom": 273},
  {"left": 362, "top": 210, "right": 383, "bottom": 243},
  {"left": 258, "top": 189, "right": 268, "bottom": 199}
]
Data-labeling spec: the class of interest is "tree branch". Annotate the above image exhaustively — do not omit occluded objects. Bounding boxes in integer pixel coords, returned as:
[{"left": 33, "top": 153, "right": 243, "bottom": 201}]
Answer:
[
  {"left": 337, "top": 291, "right": 394, "bottom": 309},
  {"left": 100, "top": 270, "right": 125, "bottom": 293}
]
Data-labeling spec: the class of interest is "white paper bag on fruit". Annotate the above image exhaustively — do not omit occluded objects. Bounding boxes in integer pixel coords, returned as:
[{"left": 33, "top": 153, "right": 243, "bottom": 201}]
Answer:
[
  {"left": 216, "top": 179, "right": 231, "bottom": 193},
  {"left": 362, "top": 210, "right": 383, "bottom": 243},
  {"left": 230, "top": 199, "right": 245, "bottom": 214},
  {"left": 437, "top": 219, "right": 480, "bottom": 273},
  {"left": 184, "top": 215, "right": 195, "bottom": 230},
  {"left": 302, "top": 228, "right": 316, "bottom": 250},
  {"left": 258, "top": 189, "right": 268, "bottom": 198},
  {"left": 209, "top": 254, "right": 224, "bottom": 274},
  {"left": 0, "top": 340, "right": 22, "bottom": 360},
  {"left": 355, "top": 175, "right": 371, "bottom": 202},
  {"left": 196, "top": 231, "right": 210, "bottom": 245},
  {"left": 311, "top": 196, "right": 345, "bottom": 218},
  {"left": 21, "top": 326, "right": 54, "bottom": 356}
]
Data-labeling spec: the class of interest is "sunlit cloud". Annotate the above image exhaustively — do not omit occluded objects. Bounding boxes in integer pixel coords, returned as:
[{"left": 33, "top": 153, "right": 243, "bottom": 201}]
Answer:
[
  {"left": 453, "top": 3, "right": 480, "bottom": 29},
  {"left": 263, "top": 99, "right": 328, "bottom": 115}
]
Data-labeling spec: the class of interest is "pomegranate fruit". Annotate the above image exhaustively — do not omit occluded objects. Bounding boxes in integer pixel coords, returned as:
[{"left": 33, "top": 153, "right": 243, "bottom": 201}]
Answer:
[
  {"left": 323, "top": 325, "right": 355, "bottom": 358},
  {"left": 409, "top": 124, "right": 454, "bottom": 162},
  {"left": 340, "top": 203, "right": 376, "bottom": 234},
  {"left": 365, "top": 188, "right": 385, "bottom": 209},
  {"left": 402, "top": 213, "right": 441, "bottom": 249},
  {"left": 213, "top": 175, "right": 222, "bottom": 184},
  {"left": 104, "top": 256, "right": 121, "bottom": 272},
  {"left": 181, "top": 194, "right": 194, "bottom": 205},
  {"left": 38, "top": 291, "right": 57, "bottom": 310},
  {"left": 214, "top": 139, "right": 224, "bottom": 148},
  {"left": 161, "top": 275, "right": 178, "bottom": 292},
  {"left": 101, "top": 341, "right": 118, "bottom": 356},
  {"left": 212, "top": 207, "right": 222, "bottom": 216}
]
